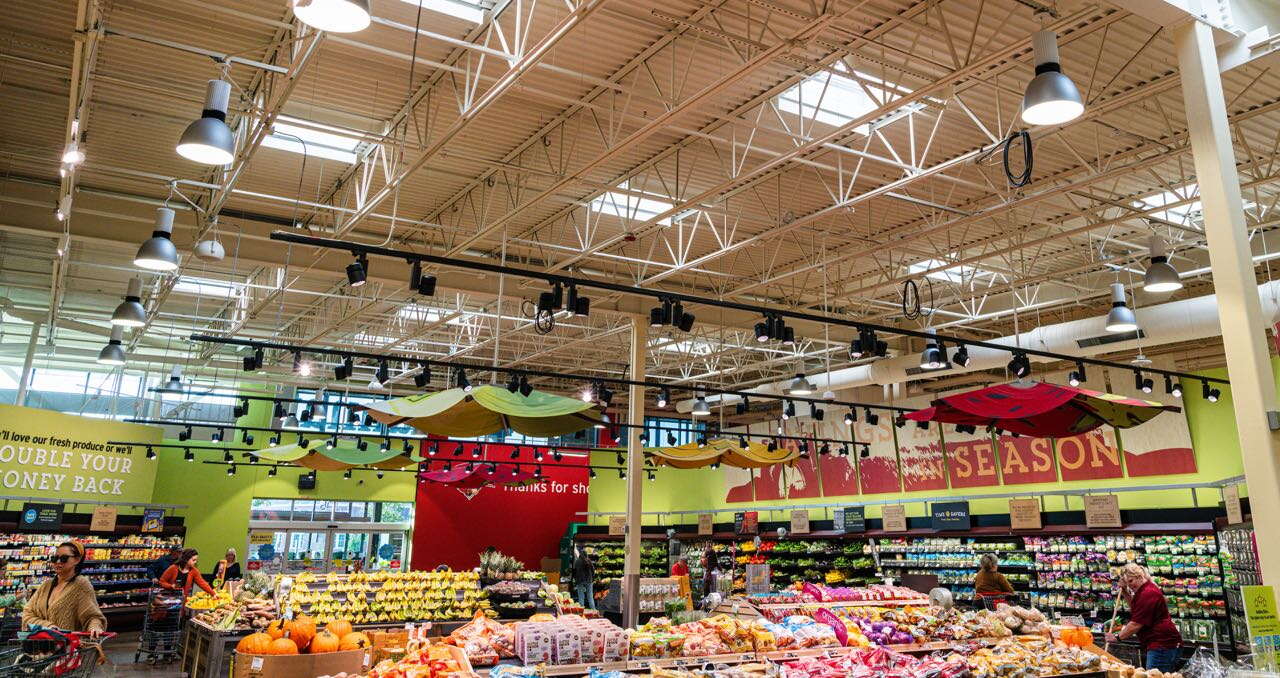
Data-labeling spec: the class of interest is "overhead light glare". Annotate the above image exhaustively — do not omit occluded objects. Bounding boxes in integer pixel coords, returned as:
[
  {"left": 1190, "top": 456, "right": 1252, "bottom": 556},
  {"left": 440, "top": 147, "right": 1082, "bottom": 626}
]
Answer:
[{"left": 291, "top": 0, "right": 372, "bottom": 33}]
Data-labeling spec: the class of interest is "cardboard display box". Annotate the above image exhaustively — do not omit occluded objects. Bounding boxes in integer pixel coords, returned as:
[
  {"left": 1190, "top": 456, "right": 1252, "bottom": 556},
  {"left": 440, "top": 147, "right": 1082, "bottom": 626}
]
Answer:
[{"left": 233, "top": 649, "right": 373, "bottom": 678}]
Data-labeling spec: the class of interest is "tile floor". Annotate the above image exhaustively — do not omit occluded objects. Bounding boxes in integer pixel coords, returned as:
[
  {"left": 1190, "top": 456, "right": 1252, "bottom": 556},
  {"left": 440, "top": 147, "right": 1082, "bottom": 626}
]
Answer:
[{"left": 97, "top": 631, "right": 186, "bottom": 678}]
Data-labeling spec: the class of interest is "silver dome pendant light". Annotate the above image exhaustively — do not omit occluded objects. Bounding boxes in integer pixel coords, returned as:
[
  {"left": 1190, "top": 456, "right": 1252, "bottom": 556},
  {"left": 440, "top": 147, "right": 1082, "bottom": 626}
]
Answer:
[
  {"left": 177, "top": 79, "right": 235, "bottom": 165},
  {"left": 135, "top": 207, "right": 180, "bottom": 271},
  {"left": 1143, "top": 236, "right": 1182, "bottom": 293},
  {"left": 97, "top": 326, "right": 127, "bottom": 366},
  {"left": 1104, "top": 282, "right": 1139, "bottom": 333},
  {"left": 111, "top": 277, "right": 147, "bottom": 327},
  {"left": 1021, "top": 30, "right": 1084, "bottom": 126},
  {"left": 292, "top": 0, "right": 371, "bottom": 33}
]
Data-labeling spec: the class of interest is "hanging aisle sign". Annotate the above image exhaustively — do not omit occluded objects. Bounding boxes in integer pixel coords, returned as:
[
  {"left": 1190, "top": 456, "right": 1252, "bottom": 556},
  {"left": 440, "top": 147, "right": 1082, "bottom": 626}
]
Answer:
[
  {"left": 834, "top": 507, "right": 865, "bottom": 534},
  {"left": 734, "top": 511, "right": 758, "bottom": 535},
  {"left": 789, "top": 510, "right": 810, "bottom": 534},
  {"left": 931, "top": 501, "right": 971, "bottom": 530},
  {"left": 697, "top": 514, "right": 714, "bottom": 535},
  {"left": 607, "top": 516, "right": 627, "bottom": 536},
  {"left": 0, "top": 405, "right": 161, "bottom": 503},
  {"left": 20, "top": 503, "right": 63, "bottom": 531},
  {"left": 1084, "top": 494, "right": 1122, "bottom": 528},
  {"left": 141, "top": 508, "right": 165, "bottom": 533}
]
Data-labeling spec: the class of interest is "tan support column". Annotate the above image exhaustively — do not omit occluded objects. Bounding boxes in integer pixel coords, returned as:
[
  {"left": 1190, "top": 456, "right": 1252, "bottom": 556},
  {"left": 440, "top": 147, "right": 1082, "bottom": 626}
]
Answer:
[
  {"left": 621, "top": 316, "right": 647, "bottom": 626},
  {"left": 1176, "top": 19, "right": 1280, "bottom": 580}
]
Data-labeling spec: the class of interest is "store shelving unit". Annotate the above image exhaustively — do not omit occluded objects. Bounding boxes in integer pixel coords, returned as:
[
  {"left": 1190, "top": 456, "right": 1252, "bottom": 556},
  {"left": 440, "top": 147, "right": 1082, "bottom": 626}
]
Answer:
[{"left": 1216, "top": 518, "right": 1257, "bottom": 654}]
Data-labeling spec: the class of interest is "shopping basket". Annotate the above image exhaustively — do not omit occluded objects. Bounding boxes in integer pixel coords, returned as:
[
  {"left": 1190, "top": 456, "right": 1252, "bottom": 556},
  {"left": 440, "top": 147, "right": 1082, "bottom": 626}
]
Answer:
[{"left": 0, "top": 629, "right": 114, "bottom": 678}]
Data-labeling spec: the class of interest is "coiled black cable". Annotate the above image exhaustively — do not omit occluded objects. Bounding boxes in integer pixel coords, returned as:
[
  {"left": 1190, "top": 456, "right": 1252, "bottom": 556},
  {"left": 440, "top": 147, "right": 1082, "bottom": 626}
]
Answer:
[{"left": 1002, "top": 130, "right": 1033, "bottom": 187}]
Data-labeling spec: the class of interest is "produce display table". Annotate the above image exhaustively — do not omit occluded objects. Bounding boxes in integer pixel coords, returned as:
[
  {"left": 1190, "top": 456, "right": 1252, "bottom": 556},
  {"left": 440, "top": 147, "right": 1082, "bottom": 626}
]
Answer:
[{"left": 181, "top": 619, "right": 251, "bottom": 678}]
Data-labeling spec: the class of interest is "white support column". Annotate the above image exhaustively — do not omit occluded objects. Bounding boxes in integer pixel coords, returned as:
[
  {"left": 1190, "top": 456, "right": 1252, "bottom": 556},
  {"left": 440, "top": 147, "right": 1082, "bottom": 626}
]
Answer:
[
  {"left": 14, "top": 322, "right": 42, "bottom": 407},
  {"left": 1176, "top": 19, "right": 1280, "bottom": 580},
  {"left": 621, "top": 317, "right": 647, "bottom": 627}
]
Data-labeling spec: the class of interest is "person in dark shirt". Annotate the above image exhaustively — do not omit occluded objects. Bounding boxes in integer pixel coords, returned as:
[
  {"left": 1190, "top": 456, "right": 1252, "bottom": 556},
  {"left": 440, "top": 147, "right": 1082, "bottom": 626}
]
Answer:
[
  {"left": 211, "top": 549, "right": 241, "bottom": 582},
  {"left": 1106, "top": 563, "right": 1182, "bottom": 672},
  {"left": 148, "top": 546, "right": 182, "bottom": 582},
  {"left": 571, "top": 544, "right": 595, "bottom": 609}
]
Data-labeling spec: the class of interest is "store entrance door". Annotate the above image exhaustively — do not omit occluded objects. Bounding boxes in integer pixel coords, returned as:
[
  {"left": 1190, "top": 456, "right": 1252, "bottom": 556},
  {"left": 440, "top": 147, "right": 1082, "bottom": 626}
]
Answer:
[{"left": 245, "top": 528, "right": 409, "bottom": 575}]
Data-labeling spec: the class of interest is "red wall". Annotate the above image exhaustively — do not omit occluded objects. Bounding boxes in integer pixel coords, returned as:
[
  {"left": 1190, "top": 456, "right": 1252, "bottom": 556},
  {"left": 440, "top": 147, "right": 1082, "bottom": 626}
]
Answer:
[{"left": 411, "top": 443, "right": 590, "bottom": 571}]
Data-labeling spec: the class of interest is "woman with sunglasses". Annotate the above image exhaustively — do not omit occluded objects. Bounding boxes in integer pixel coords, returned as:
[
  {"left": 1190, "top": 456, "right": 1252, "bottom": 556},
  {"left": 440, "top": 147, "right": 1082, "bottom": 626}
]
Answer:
[
  {"left": 21, "top": 541, "right": 106, "bottom": 635},
  {"left": 158, "top": 548, "right": 216, "bottom": 596}
]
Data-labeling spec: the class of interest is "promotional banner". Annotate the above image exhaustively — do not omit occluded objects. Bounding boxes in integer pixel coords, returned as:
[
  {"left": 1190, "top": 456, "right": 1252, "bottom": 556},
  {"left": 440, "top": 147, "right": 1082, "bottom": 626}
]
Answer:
[
  {"left": 853, "top": 413, "right": 900, "bottom": 494},
  {"left": 411, "top": 444, "right": 589, "bottom": 571},
  {"left": 943, "top": 429, "right": 1001, "bottom": 489},
  {"left": 723, "top": 423, "right": 763, "bottom": 503},
  {"left": 1056, "top": 428, "right": 1123, "bottom": 481},
  {"left": 1106, "top": 365, "right": 1197, "bottom": 477},
  {"left": 897, "top": 396, "right": 948, "bottom": 492},
  {"left": 994, "top": 434, "right": 1058, "bottom": 485},
  {"left": 0, "top": 405, "right": 161, "bottom": 502},
  {"left": 813, "top": 417, "right": 859, "bottom": 497}
]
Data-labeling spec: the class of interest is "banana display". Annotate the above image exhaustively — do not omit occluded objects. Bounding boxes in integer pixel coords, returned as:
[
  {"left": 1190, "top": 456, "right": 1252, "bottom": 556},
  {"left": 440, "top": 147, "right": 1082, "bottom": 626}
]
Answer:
[{"left": 282, "top": 570, "right": 490, "bottom": 624}]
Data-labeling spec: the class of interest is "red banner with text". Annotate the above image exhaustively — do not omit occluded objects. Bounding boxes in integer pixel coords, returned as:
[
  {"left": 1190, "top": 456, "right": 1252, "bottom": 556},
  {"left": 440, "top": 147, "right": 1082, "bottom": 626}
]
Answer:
[{"left": 412, "top": 443, "right": 589, "bottom": 571}]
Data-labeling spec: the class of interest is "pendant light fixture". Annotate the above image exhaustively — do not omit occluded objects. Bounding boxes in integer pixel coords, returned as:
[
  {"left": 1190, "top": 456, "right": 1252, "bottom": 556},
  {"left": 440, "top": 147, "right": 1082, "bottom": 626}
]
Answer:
[
  {"left": 1104, "top": 282, "right": 1139, "bottom": 333},
  {"left": 97, "top": 326, "right": 126, "bottom": 366},
  {"left": 134, "top": 207, "right": 180, "bottom": 271},
  {"left": 111, "top": 277, "right": 147, "bottom": 327},
  {"left": 1143, "top": 236, "right": 1182, "bottom": 293},
  {"left": 162, "top": 366, "right": 183, "bottom": 392},
  {"left": 919, "top": 328, "right": 946, "bottom": 370},
  {"left": 292, "top": 0, "right": 372, "bottom": 33},
  {"left": 787, "top": 373, "right": 815, "bottom": 395},
  {"left": 1021, "top": 30, "right": 1084, "bottom": 126},
  {"left": 177, "top": 79, "right": 235, "bottom": 165},
  {"left": 691, "top": 393, "right": 711, "bottom": 416}
]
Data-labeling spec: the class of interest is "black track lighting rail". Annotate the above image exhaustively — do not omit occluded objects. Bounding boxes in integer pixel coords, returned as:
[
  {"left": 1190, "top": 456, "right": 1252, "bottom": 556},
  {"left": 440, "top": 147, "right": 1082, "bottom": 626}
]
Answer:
[
  {"left": 119, "top": 417, "right": 871, "bottom": 454},
  {"left": 148, "top": 387, "right": 369, "bottom": 407},
  {"left": 268, "top": 231, "right": 1230, "bottom": 388},
  {"left": 189, "top": 334, "right": 916, "bottom": 414},
  {"left": 199, "top": 459, "right": 652, "bottom": 479}
]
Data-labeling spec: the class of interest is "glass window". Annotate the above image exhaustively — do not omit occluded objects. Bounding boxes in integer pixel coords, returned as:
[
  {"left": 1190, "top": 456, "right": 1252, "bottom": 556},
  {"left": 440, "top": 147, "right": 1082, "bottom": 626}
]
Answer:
[
  {"left": 348, "top": 502, "right": 369, "bottom": 522},
  {"left": 250, "top": 498, "right": 293, "bottom": 521},
  {"left": 333, "top": 502, "right": 351, "bottom": 521},
  {"left": 376, "top": 502, "right": 414, "bottom": 523},
  {"left": 313, "top": 500, "right": 334, "bottom": 522},
  {"left": 292, "top": 500, "right": 315, "bottom": 522}
]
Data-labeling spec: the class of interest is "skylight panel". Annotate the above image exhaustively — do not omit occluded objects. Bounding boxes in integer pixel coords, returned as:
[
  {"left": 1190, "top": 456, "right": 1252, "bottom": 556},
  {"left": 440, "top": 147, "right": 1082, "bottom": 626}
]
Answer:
[
  {"left": 397, "top": 303, "right": 473, "bottom": 326},
  {"left": 1134, "top": 184, "right": 1201, "bottom": 222},
  {"left": 589, "top": 180, "right": 700, "bottom": 225},
  {"left": 907, "top": 258, "right": 996, "bottom": 284},
  {"left": 399, "top": 0, "right": 485, "bottom": 24},
  {"left": 172, "top": 275, "right": 243, "bottom": 298},
  {"left": 777, "top": 62, "right": 921, "bottom": 135},
  {"left": 263, "top": 116, "right": 361, "bottom": 164},
  {"left": 654, "top": 339, "right": 717, "bottom": 356}
]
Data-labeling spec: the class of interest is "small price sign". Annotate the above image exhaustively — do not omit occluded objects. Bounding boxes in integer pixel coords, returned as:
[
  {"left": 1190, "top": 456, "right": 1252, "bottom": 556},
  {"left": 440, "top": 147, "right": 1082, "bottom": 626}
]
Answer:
[
  {"left": 789, "top": 510, "right": 810, "bottom": 534},
  {"left": 1225, "top": 484, "right": 1244, "bottom": 524},
  {"left": 882, "top": 504, "right": 907, "bottom": 532},
  {"left": 1084, "top": 494, "right": 1122, "bottom": 528},
  {"left": 697, "top": 514, "right": 714, "bottom": 535},
  {"left": 1008, "top": 498, "right": 1042, "bottom": 530},
  {"left": 90, "top": 506, "right": 117, "bottom": 532},
  {"left": 608, "top": 516, "right": 627, "bottom": 535}
]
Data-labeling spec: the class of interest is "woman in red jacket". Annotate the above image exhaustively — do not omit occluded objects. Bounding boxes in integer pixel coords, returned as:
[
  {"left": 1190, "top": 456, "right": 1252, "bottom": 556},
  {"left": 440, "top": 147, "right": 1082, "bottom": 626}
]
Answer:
[{"left": 158, "top": 549, "right": 216, "bottom": 596}]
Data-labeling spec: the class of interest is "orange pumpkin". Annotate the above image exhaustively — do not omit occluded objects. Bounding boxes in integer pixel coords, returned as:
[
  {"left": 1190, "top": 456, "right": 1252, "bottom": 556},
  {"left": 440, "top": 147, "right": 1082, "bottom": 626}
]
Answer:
[
  {"left": 309, "top": 630, "right": 341, "bottom": 654},
  {"left": 265, "top": 619, "right": 286, "bottom": 640},
  {"left": 268, "top": 638, "right": 299, "bottom": 655},
  {"left": 236, "top": 632, "right": 274, "bottom": 655},
  {"left": 286, "top": 616, "right": 317, "bottom": 650},
  {"left": 325, "top": 620, "right": 353, "bottom": 639},
  {"left": 338, "top": 632, "right": 370, "bottom": 651}
]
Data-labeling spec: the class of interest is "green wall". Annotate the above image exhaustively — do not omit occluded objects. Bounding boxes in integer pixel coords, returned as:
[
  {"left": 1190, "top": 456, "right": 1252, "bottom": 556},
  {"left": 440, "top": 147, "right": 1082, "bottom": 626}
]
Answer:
[{"left": 582, "top": 367, "right": 1248, "bottom": 526}]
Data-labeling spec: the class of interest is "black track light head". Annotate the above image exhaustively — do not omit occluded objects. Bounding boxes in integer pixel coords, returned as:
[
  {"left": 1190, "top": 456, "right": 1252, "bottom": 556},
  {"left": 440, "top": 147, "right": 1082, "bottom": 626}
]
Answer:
[
  {"left": 1068, "top": 361, "right": 1086, "bottom": 387},
  {"left": 657, "top": 387, "right": 670, "bottom": 409},
  {"left": 1166, "top": 375, "right": 1182, "bottom": 398},
  {"left": 347, "top": 254, "right": 367, "bottom": 287},
  {"left": 414, "top": 364, "right": 430, "bottom": 388},
  {"left": 506, "top": 373, "right": 521, "bottom": 393},
  {"left": 455, "top": 368, "right": 471, "bottom": 392},
  {"left": 184, "top": 448, "right": 195, "bottom": 462},
  {"left": 844, "top": 409, "right": 855, "bottom": 426},
  {"left": 145, "top": 446, "right": 156, "bottom": 460},
  {"left": 952, "top": 344, "right": 970, "bottom": 367},
  {"left": 518, "top": 376, "right": 532, "bottom": 397},
  {"left": 864, "top": 408, "right": 879, "bottom": 426}
]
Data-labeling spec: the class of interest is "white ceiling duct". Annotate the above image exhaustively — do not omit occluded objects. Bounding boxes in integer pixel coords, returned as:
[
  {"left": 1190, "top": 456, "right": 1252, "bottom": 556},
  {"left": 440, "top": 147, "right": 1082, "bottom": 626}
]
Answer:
[{"left": 676, "top": 281, "right": 1280, "bottom": 412}]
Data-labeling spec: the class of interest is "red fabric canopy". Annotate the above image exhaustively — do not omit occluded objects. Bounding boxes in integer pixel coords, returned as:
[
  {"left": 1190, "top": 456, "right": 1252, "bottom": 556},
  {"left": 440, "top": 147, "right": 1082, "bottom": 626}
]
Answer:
[{"left": 904, "top": 381, "right": 1179, "bottom": 438}]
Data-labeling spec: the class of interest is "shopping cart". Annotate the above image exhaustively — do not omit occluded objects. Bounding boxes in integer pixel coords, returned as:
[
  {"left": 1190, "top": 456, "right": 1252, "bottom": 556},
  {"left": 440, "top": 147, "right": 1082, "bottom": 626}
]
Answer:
[
  {"left": 0, "top": 629, "right": 114, "bottom": 678},
  {"left": 133, "top": 587, "right": 185, "bottom": 664},
  {"left": 977, "top": 591, "right": 1017, "bottom": 610}
]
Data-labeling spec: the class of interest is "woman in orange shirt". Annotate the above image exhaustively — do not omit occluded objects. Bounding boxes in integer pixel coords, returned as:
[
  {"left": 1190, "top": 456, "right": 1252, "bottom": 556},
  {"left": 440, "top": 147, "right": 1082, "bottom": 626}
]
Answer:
[{"left": 158, "top": 549, "right": 216, "bottom": 596}]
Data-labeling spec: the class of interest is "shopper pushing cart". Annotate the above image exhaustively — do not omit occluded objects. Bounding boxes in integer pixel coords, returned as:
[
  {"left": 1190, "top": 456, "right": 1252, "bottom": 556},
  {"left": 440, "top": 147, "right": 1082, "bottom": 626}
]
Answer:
[{"left": 134, "top": 586, "right": 185, "bottom": 664}]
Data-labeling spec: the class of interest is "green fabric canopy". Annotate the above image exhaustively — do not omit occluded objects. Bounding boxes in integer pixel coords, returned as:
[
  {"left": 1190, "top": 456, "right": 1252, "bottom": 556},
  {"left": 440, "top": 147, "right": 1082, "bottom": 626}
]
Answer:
[
  {"left": 252, "top": 442, "right": 419, "bottom": 470},
  {"left": 357, "top": 384, "right": 601, "bottom": 437}
]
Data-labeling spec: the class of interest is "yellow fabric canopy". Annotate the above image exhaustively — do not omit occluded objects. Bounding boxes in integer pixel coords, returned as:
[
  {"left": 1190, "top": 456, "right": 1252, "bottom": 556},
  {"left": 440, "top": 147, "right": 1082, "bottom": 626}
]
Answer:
[
  {"left": 357, "top": 384, "right": 601, "bottom": 437},
  {"left": 647, "top": 437, "right": 800, "bottom": 469}
]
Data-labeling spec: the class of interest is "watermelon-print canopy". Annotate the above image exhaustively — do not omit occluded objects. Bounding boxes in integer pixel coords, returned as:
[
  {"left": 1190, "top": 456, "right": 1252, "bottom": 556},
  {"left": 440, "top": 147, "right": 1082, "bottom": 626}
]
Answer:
[
  {"left": 252, "top": 441, "right": 420, "bottom": 470},
  {"left": 904, "top": 381, "right": 1179, "bottom": 438},
  {"left": 418, "top": 461, "right": 540, "bottom": 490},
  {"left": 357, "top": 385, "right": 602, "bottom": 438}
]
